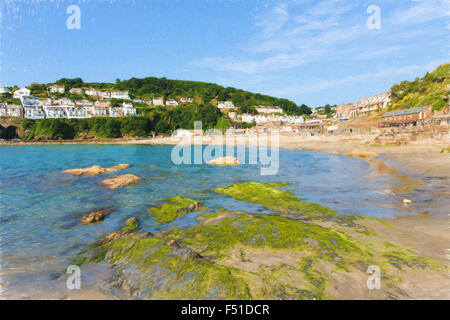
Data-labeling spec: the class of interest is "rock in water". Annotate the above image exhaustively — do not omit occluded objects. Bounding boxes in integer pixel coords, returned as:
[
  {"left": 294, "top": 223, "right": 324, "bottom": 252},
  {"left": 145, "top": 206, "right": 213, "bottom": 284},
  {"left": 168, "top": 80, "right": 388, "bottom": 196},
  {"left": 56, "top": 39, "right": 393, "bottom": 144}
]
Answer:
[
  {"left": 80, "top": 209, "right": 114, "bottom": 224},
  {"left": 206, "top": 157, "right": 240, "bottom": 166},
  {"left": 100, "top": 174, "right": 142, "bottom": 190},
  {"left": 62, "top": 164, "right": 130, "bottom": 176},
  {"left": 123, "top": 217, "right": 139, "bottom": 231}
]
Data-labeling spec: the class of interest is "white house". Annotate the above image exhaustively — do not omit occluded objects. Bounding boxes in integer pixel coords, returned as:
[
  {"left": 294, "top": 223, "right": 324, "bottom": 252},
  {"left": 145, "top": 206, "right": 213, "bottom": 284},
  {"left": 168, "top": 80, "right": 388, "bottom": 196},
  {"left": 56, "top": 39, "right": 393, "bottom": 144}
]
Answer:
[
  {"left": 217, "top": 101, "right": 235, "bottom": 110},
  {"left": 153, "top": 97, "right": 164, "bottom": 106},
  {"left": 65, "top": 106, "right": 88, "bottom": 118},
  {"left": 49, "top": 85, "right": 65, "bottom": 93},
  {"left": 98, "top": 91, "right": 111, "bottom": 99},
  {"left": 94, "top": 100, "right": 111, "bottom": 108},
  {"left": 180, "top": 97, "right": 193, "bottom": 104},
  {"left": 55, "top": 97, "right": 75, "bottom": 106},
  {"left": 6, "top": 105, "right": 23, "bottom": 117},
  {"left": 75, "top": 99, "right": 93, "bottom": 108},
  {"left": 85, "top": 88, "right": 99, "bottom": 97},
  {"left": 122, "top": 102, "right": 136, "bottom": 116},
  {"left": 24, "top": 107, "right": 45, "bottom": 119},
  {"left": 0, "top": 86, "right": 10, "bottom": 94},
  {"left": 109, "top": 107, "right": 122, "bottom": 117},
  {"left": 43, "top": 105, "right": 66, "bottom": 118},
  {"left": 0, "top": 104, "right": 6, "bottom": 117},
  {"left": 89, "top": 105, "right": 108, "bottom": 117},
  {"left": 69, "top": 88, "right": 83, "bottom": 95},
  {"left": 111, "top": 90, "right": 130, "bottom": 100},
  {"left": 21, "top": 96, "right": 40, "bottom": 108},
  {"left": 13, "top": 87, "right": 31, "bottom": 99},
  {"left": 165, "top": 99, "right": 178, "bottom": 107}
]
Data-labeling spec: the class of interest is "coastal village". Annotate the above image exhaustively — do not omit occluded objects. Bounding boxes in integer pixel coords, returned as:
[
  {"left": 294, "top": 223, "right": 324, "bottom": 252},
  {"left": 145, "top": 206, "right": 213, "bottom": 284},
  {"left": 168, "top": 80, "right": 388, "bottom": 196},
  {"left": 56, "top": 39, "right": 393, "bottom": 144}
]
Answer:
[{"left": 0, "top": 63, "right": 449, "bottom": 141}]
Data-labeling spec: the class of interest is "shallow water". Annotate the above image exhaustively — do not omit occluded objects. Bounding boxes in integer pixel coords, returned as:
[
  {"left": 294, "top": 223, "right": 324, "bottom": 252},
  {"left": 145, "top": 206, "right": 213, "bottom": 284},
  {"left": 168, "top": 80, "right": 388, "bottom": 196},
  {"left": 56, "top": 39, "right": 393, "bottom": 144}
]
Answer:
[{"left": 0, "top": 145, "right": 434, "bottom": 297}]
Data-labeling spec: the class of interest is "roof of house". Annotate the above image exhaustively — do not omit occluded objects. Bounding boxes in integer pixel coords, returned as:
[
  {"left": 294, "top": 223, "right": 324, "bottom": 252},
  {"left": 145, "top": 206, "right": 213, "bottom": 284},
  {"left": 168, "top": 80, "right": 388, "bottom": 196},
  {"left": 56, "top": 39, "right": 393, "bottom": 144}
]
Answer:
[{"left": 381, "top": 106, "right": 429, "bottom": 118}]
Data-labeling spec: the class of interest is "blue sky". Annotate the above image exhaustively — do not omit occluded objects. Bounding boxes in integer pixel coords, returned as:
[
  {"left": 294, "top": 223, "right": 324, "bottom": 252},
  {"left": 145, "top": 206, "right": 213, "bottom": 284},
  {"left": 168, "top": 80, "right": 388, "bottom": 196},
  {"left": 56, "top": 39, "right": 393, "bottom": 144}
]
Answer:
[{"left": 1, "top": 0, "right": 449, "bottom": 107}]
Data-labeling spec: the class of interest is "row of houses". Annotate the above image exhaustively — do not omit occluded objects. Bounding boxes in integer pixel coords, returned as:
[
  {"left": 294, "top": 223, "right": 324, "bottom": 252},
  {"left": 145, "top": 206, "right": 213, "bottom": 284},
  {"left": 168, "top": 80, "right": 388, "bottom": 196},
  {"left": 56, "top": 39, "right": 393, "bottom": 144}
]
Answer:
[
  {"left": 240, "top": 113, "right": 304, "bottom": 125},
  {"left": 255, "top": 106, "right": 284, "bottom": 114},
  {"left": 1, "top": 95, "right": 137, "bottom": 119},
  {"left": 336, "top": 92, "right": 391, "bottom": 119},
  {"left": 48, "top": 85, "right": 132, "bottom": 100}
]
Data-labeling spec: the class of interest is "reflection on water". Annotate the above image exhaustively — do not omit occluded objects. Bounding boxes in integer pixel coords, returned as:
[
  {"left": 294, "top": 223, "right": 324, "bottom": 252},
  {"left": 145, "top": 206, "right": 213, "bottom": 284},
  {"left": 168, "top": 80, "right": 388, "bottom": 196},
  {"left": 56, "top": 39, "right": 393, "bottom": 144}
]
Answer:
[{"left": 0, "top": 145, "right": 435, "bottom": 297}]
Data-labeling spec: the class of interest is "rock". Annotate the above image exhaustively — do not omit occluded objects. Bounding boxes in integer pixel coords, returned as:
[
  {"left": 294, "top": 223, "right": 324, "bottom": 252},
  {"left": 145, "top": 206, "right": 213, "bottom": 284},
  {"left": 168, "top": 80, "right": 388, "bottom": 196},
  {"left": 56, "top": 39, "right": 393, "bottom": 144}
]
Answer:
[
  {"left": 112, "top": 164, "right": 130, "bottom": 170},
  {"left": 80, "top": 209, "right": 114, "bottom": 224},
  {"left": 98, "top": 230, "right": 152, "bottom": 246},
  {"left": 176, "top": 201, "right": 201, "bottom": 215},
  {"left": 167, "top": 239, "right": 180, "bottom": 247},
  {"left": 206, "top": 157, "right": 240, "bottom": 166},
  {"left": 347, "top": 150, "right": 379, "bottom": 158},
  {"left": 123, "top": 217, "right": 139, "bottom": 231},
  {"left": 99, "top": 174, "right": 142, "bottom": 190},
  {"left": 62, "top": 164, "right": 130, "bottom": 176}
]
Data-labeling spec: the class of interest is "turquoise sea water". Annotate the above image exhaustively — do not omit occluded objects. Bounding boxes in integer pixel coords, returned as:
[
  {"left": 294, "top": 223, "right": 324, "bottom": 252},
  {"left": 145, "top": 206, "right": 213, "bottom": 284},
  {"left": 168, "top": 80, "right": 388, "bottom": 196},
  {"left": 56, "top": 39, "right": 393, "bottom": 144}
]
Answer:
[{"left": 0, "top": 145, "right": 433, "bottom": 297}]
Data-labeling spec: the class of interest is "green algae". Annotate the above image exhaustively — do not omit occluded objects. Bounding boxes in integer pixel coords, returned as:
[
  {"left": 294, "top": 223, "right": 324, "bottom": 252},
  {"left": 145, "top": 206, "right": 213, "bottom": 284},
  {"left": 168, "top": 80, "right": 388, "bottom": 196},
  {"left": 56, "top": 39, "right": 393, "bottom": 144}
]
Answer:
[
  {"left": 168, "top": 213, "right": 365, "bottom": 262},
  {"left": 215, "top": 182, "right": 336, "bottom": 216},
  {"left": 74, "top": 182, "right": 448, "bottom": 299},
  {"left": 214, "top": 182, "right": 365, "bottom": 229},
  {"left": 101, "top": 234, "right": 252, "bottom": 299},
  {"left": 148, "top": 196, "right": 208, "bottom": 224},
  {"left": 377, "top": 242, "right": 444, "bottom": 271}
]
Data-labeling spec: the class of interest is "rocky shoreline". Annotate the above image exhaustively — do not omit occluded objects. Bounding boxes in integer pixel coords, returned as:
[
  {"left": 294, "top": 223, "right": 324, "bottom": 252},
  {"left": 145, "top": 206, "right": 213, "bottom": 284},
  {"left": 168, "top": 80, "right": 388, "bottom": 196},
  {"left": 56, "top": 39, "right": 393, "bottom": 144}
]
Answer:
[{"left": 72, "top": 182, "right": 449, "bottom": 299}]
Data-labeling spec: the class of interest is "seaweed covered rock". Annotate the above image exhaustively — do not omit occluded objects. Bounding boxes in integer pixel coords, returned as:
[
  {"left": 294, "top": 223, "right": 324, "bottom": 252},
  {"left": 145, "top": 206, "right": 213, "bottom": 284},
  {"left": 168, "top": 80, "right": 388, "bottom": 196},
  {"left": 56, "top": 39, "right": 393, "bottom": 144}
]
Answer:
[
  {"left": 148, "top": 196, "right": 207, "bottom": 224},
  {"left": 74, "top": 182, "right": 447, "bottom": 300}
]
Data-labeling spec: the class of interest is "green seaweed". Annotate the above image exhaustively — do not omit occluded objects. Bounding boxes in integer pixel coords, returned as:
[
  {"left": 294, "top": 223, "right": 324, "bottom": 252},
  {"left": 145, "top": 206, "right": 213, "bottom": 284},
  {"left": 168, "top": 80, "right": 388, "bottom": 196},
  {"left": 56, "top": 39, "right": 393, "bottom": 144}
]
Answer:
[
  {"left": 214, "top": 182, "right": 363, "bottom": 228},
  {"left": 74, "top": 182, "right": 447, "bottom": 299},
  {"left": 148, "top": 196, "right": 207, "bottom": 224},
  {"left": 102, "top": 234, "right": 252, "bottom": 299}
]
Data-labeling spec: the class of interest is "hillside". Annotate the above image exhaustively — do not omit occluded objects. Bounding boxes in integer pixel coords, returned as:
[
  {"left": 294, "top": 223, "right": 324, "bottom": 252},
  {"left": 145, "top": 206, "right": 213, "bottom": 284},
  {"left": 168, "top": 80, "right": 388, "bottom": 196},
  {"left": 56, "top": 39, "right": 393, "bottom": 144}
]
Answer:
[
  {"left": 43, "top": 77, "right": 311, "bottom": 116},
  {"left": 389, "top": 63, "right": 449, "bottom": 111}
]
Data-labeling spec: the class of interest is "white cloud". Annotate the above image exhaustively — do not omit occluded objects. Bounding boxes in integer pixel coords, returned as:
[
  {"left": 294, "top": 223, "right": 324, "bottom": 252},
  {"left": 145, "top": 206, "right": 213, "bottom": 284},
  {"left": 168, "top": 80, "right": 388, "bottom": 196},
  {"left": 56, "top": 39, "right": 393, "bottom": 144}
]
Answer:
[
  {"left": 192, "top": 49, "right": 323, "bottom": 74},
  {"left": 254, "top": 3, "right": 289, "bottom": 38},
  {"left": 389, "top": 0, "right": 450, "bottom": 26},
  {"left": 269, "top": 60, "right": 445, "bottom": 97},
  {"left": 356, "top": 46, "right": 403, "bottom": 61}
]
